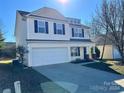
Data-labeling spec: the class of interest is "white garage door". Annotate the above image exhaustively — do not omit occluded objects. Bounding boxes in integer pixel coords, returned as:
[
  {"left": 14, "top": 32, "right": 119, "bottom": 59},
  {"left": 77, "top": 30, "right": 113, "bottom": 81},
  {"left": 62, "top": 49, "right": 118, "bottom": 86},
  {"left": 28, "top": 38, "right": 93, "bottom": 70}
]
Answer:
[{"left": 32, "top": 47, "right": 69, "bottom": 66}]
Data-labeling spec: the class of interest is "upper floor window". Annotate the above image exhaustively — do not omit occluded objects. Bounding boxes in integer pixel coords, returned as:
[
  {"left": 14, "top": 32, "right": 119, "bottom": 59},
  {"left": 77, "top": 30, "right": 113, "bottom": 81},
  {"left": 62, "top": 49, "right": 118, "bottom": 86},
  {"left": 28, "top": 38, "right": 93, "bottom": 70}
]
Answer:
[
  {"left": 34, "top": 20, "right": 48, "bottom": 34},
  {"left": 38, "top": 21, "right": 46, "bottom": 33},
  {"left": 72, "top": 28, "right": 84, "bottom": 37},
  {"left": 54, "top": 23, "right": 65, "bottom": 35}
]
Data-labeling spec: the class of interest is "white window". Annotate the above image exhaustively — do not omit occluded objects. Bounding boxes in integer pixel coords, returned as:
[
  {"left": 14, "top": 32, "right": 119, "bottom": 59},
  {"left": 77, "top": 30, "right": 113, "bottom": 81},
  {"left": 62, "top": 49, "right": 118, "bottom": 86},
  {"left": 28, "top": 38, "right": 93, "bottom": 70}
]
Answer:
[
  {"left": 56, "top": 23, "right": 64, "bottom": 34},
  {"left": 71, "top": 47, "right": 80, "bottom": 56},
  {"left": 38, "top": 21, "right": 46, "bottom": 33},
  {"left": 72, "top": 28, "right": 84, "bottom": 37},
  {"left": 54, "top": 23, "right": 65, "bottom": 35}
]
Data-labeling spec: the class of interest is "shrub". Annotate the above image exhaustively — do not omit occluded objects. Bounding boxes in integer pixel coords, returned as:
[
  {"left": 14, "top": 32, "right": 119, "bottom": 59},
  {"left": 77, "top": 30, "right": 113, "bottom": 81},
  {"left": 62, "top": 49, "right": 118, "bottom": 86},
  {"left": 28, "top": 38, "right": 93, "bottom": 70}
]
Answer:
[
  {"left": 91, "top": 47, "right": 100, "bottom": 59},
  {"left": 16, "top": 46, "right": 28, "bottom": 64}
]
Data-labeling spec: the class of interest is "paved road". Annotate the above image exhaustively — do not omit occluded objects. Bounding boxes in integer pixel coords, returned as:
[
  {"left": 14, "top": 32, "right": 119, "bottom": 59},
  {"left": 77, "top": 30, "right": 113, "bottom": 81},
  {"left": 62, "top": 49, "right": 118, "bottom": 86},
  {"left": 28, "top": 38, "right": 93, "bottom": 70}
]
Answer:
[{"left": 34, "top": 63, "right": 124, "bottom": 93}]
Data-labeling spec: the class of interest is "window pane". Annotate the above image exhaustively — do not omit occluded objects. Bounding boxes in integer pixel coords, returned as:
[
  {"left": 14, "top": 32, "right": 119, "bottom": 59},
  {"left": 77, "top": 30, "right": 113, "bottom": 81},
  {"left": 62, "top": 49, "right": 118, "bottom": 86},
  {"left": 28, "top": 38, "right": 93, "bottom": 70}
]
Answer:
[
  {"left": 71, "top": 47, "right": 80, "bottom": 56},
  {"left": 38, "top": 21, "right": 46, "bottom": 33},
  {"left": 56, "top": 23, "right": 64, "bottom": 35},
  {"left": 38, "top": 21, "right": 45, "bottom": 27},
  {"left": 58, "top": 29, "right": 62, "bottom": 34},
  {"left": 79, "top": 33, "right": 82, "bottom": 37},
  {"left": 57, "top": 24, "right": 62, "bottom": 29},
  {"left": 39, "top": 27, "right": 45, "bottom": 33},
  {"left": 73, "top": 28, "right": 83, "bottom": 37}
]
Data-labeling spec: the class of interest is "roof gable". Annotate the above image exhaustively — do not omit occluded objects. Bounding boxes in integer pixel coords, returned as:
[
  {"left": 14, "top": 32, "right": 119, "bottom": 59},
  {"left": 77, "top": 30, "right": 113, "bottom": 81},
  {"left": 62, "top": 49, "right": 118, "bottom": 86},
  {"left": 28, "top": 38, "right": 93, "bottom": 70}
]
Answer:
[
  {"left": 94, "top": 35, "right": 113, "bottom": 45},
  {"left": 29, "top": 7, "right": 66, "bottom": 20}
]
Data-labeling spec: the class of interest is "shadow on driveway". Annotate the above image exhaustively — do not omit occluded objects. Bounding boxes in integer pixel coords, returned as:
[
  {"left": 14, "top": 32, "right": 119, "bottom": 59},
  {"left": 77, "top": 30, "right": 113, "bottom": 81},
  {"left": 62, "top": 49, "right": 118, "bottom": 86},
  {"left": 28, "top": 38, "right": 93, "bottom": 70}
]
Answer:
[
  {"left": 83, "top": 62, "right": 121, "bottom": 75},
  {"left": 34, "top": 63, "right": 124, "bottom": 93}
]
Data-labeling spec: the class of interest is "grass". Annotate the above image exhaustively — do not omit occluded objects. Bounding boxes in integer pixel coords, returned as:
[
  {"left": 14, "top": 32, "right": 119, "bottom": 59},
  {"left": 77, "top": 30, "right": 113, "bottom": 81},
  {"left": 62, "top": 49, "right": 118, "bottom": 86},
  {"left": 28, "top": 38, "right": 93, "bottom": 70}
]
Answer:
[
  {"left": 0, "top": 62, "right": 52, "bottom": 93},
  {"left": 0, "top": 60, "right": 12, "bottom": 64},
  {"left": 0, "top": 58, "right": 70, "bottom": 93},
  {"left": 0, "top": 59, "right": 70, "bottom": 93},
  {"left": 106, "top": 61, "right": 124, "bottom": 75},
  {"left": 83, "top": 61, "right": 124, "bottom": 75}
]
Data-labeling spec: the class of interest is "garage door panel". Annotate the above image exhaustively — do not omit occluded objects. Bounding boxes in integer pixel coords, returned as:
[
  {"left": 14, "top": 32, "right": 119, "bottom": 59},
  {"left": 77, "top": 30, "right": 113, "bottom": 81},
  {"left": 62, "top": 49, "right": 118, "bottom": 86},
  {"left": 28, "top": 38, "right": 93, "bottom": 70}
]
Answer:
[{"left": 32, "top": 47, "right": 69, "bottom": 66}]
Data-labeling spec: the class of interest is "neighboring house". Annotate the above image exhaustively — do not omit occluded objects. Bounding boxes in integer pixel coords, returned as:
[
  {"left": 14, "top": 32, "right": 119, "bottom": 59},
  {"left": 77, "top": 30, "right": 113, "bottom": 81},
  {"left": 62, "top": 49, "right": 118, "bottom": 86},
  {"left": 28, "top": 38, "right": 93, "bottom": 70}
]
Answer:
[
  {"left": 94, "top": 35, "right": 121, "bottom": 59},
  {"left": 15, "top": 7, "right": 95, "bottom": 67}
]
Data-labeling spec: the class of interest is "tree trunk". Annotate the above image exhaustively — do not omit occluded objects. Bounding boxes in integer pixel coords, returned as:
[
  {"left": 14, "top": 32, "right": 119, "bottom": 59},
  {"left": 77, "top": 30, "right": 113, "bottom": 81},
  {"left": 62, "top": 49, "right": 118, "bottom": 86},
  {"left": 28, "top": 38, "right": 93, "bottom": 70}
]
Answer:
[
  {"left": 121, "top": 57, "right": 124, "bottom": 64},
  {"left": 121, "top": 52, "right": 124, "bottom": 64},
  {"left": 118, "top": 48, "right": 124, "bottom": 64},
  {"left": 101, "top": 26, "right": 108, "bottom": 60},
  {"left": 100, "top": 41, "right": 106, "bottom": 60}
]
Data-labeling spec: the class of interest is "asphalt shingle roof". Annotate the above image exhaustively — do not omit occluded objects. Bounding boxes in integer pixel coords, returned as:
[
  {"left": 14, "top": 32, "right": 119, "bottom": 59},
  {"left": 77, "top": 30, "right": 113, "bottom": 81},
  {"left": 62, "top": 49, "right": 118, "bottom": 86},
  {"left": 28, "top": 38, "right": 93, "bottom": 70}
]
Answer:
[{"left": 18, "top": 10, "right": 30, "bottom": 16}]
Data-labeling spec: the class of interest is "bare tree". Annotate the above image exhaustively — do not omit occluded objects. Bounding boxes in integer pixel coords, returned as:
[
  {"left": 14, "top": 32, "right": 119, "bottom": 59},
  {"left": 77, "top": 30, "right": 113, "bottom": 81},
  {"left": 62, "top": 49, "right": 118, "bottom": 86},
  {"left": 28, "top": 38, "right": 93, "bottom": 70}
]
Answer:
[
  {"left": 91, "top": 17, "right": 107, "bottom": 60},
  {"left": 93, "top": 0, "right": 124, "bottom": 63}
]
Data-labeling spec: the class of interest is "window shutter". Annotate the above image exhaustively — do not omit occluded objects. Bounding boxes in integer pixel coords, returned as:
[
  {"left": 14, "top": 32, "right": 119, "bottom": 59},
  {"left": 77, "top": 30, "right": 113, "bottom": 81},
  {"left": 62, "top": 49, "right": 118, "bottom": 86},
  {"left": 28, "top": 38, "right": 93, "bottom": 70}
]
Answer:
[
  {"left": 62, "top": 24, "right": 65, "bottom": 35},
  {"left": 34, "top": 20, "right": 38, "bottom": 33},
  {"left": 84, "top": 47, "right": 87, "bottom": 54},
  {"left": 54, "top": 23, "right": 56, "bottom": 34},
  {"left": 72, "top": 28, "right": 74, "bottom": 37},
  {"left": 82, "top": 29, "right": 84, "bottom": 37},
  {"left": 45, "top": 22, "right": 49, "bottom": 33},
  {"left": 78, "top": 47, "right": 80, "bottom": 56}
]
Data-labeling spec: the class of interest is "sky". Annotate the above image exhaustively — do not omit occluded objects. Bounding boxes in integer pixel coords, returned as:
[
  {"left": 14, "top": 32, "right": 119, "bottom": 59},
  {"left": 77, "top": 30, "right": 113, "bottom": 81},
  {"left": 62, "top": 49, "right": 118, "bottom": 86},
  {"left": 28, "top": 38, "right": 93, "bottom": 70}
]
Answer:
[{"left": 0, "top": 0, "right": 102, "bottom": 42}]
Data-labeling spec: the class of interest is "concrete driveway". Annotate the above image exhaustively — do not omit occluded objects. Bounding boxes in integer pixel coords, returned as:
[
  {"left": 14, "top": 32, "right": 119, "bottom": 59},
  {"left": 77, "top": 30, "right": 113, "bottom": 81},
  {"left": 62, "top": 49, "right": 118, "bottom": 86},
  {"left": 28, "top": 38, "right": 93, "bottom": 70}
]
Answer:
[{"left": 34, "top": 63, "right": 124, "bottom": 93}]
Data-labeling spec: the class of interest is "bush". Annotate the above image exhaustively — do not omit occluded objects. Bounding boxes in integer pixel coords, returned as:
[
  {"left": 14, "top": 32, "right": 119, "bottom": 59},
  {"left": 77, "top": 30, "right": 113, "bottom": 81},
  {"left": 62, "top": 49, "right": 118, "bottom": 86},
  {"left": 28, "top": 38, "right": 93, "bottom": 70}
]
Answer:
[
  {"left": 91, "top": 47, "right": 100, "bottom": 59},
  {"left": 16, "top": 46, "right": 28, "bottom": 64},
  {"left": 71, "top": 58, "right": 94, "bottom": 64}
]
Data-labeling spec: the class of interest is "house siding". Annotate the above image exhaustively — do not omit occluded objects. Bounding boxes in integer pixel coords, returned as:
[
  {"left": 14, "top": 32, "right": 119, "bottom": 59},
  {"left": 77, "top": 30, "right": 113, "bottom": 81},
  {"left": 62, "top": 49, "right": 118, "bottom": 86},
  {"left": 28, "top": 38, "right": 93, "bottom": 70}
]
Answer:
[
  {"left": 27, "top": 41, "right": 94, "bottom": 66},
  {"left": 15, "top": 12, "right": 28, "bottom": 65},
  {"left": 97, "top": 45, "right": 121, "bottom": 59},
  {"left": 97, "top": 45, "right": 113, "bottom": 59},
  {"left": 27, "top": 17, "right": 70, "bottom": 40},
  {"left": 15, "top": 7, "right": 95, "bottom": 66}
]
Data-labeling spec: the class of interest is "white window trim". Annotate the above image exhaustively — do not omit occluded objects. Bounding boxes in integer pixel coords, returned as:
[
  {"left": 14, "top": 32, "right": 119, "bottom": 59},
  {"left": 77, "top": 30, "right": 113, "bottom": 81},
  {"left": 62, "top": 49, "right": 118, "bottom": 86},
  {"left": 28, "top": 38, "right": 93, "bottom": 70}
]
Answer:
[{"left": 73, "top": 28, "right": 83, "bottom": 38}]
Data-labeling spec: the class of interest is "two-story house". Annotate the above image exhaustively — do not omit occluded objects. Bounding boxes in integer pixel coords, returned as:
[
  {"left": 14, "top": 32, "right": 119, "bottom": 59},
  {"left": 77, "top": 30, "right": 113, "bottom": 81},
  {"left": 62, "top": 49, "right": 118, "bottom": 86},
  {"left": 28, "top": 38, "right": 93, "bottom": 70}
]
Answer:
[{"left": 15, "top": 7, "right": 95, "bottom": 67}]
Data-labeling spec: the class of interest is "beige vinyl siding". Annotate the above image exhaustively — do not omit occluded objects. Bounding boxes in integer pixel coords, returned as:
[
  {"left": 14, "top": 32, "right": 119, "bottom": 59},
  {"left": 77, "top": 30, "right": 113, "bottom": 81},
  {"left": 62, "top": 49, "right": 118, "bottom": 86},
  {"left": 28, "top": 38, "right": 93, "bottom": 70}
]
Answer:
[{"left": 97, "top": 45, "right": 113, "bottom": 59}]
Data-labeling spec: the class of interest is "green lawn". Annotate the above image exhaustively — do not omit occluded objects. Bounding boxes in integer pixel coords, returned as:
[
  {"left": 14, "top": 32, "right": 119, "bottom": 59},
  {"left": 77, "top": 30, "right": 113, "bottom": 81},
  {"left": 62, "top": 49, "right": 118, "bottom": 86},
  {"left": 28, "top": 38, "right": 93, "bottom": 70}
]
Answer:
[
  {"left": 0, "top": 59, "right": 12, "bottom": 64},
  {"left": 83, "top": 61, "right": 124, "bottom": 75},
  {"left": 106, "top": 61, "right": 124, "bottom": 75}
]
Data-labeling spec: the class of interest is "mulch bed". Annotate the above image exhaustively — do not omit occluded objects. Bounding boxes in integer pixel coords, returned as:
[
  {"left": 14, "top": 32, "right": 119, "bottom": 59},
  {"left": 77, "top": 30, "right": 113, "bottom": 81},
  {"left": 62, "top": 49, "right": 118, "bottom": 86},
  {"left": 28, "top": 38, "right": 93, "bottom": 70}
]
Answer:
[
  {"left": 71, "top": 59, "right": 94, "bottom": 64},
  {"left": 0, "top": 63, "right": 52, "bottom": 93}
]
